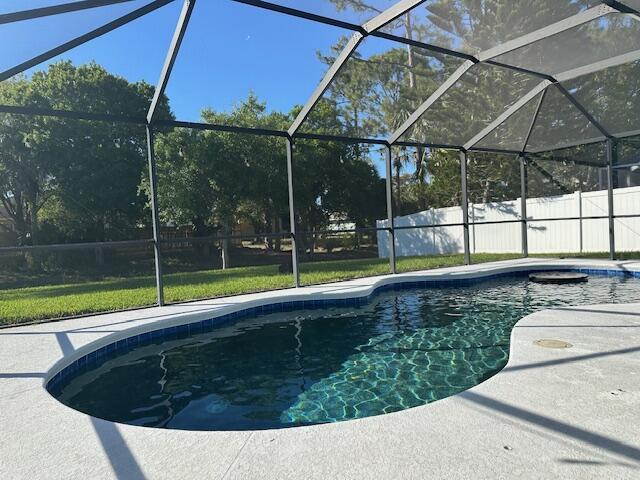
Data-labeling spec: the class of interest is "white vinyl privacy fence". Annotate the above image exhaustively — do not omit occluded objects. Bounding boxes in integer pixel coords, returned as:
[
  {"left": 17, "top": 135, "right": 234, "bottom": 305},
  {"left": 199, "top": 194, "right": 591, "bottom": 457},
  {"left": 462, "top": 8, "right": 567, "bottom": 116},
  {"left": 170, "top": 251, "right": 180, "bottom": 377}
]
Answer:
[{"left": 377, "top": 186, "right": 640, "bottom": 257}]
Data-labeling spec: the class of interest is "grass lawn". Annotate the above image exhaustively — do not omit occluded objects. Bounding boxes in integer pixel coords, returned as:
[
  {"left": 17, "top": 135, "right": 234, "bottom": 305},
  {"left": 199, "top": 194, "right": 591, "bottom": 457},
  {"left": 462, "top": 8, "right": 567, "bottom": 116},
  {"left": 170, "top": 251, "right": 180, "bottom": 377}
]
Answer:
[
  {"left": 1, "top": 251, "right": 634, "bottom": 325},
  {"left": 0, "top": 253, "right": 523, "bottom": 325}
]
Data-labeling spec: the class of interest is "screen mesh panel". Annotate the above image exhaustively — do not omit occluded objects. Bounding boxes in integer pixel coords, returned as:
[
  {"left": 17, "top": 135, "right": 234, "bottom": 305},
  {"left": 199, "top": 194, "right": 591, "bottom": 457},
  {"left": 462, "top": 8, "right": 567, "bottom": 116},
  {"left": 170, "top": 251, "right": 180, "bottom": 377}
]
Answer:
[
  {"left": 526, "top": 85, "right": 604, "bottom": 152},
  {"left": 399, "top": 62, "right": 540, "bottom": 146},
  {"left": 299, "top": 35, "right": 465, "bottom": 138},
  {"left": 381, "top": 0, "right": 601, "bottom": 56},
  {"left": 492, "top": 13, "right": 640, "bottom": 77},
  {"left": 561, "top": 60, "right": 640, "bottom": 138},
  {"left": 475, "top": 91, "right": 543, "bottom": 151}
]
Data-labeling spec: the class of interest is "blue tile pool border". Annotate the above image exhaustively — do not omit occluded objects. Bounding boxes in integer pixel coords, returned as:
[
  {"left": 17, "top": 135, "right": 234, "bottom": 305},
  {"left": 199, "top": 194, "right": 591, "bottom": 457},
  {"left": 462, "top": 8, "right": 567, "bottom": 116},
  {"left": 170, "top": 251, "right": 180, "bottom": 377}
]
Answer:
[{"left": 46, "top": 267, "right": 640, "bottom": 393}]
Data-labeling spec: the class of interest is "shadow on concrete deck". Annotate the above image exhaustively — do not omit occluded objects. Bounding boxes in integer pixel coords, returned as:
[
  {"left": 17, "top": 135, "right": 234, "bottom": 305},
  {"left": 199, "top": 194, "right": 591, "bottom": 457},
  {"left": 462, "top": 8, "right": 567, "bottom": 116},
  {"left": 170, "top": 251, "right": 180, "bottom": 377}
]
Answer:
[
  {"left": 460, "top": 391, "right": 640, "bottom": 466},
  {"left": 90, "top": 417, "right": 147, "bottom": 480}
]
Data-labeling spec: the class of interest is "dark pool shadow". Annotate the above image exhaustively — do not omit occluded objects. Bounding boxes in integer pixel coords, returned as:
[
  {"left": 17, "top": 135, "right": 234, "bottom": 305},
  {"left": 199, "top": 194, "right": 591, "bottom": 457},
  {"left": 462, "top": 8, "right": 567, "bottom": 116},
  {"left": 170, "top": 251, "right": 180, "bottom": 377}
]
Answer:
[
  {"left": 90, "top": 416, "right": 147, "bottom": 480},
  {"left": 460, "top": 391, "right": 640, "bottom": 465}
]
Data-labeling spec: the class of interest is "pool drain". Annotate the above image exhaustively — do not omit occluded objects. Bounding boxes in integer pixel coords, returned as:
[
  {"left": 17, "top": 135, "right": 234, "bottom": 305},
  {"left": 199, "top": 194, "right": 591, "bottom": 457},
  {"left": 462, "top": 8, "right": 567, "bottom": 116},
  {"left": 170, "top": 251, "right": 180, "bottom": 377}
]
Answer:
[{"left": 534, "top": 339, "right": 573, "bottom": 349}]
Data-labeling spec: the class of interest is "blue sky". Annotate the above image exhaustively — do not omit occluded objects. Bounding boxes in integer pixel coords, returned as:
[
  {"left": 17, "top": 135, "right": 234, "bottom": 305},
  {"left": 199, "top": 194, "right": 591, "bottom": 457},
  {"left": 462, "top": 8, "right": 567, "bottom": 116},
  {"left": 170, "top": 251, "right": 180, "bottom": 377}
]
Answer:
[
  {"left": 16, "top": 0, "right": 362, "bottom": 121},
  {"left": 10, "top": 0, "right": 400, "bottom": 175}
]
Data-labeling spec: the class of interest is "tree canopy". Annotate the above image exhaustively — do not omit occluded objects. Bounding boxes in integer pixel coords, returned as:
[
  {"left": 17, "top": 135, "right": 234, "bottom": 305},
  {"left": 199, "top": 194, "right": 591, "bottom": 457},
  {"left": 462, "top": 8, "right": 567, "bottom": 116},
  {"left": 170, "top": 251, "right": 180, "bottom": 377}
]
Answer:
[
  {"left": 0, "top": 62, "right": 171, "bottom": 244},
  {"left": 0, "top": 64, "right": 386, "bottom": 254}
]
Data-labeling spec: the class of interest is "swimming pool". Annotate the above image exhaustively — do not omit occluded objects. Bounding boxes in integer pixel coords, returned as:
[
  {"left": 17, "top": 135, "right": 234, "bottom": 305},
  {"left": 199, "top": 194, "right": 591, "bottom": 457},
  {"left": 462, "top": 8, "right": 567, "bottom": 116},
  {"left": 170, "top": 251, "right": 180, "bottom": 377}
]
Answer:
[{"left": 48, "top": 272, "right": 640, "bottom": 431}]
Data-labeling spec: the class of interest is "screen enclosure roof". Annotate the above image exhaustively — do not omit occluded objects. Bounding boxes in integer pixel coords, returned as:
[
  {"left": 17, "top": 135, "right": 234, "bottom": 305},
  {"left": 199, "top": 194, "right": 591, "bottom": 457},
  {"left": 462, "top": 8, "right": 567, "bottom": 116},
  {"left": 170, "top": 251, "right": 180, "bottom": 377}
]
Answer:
[{"left": 2, "top": 0, "right": 640, "bottom": 157}]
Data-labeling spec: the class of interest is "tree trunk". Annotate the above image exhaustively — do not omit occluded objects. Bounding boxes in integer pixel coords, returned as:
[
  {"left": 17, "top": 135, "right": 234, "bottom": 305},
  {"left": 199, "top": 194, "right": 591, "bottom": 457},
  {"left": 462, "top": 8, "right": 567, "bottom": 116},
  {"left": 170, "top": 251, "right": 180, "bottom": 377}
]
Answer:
[
  {"left": 404, "top": 12, "right": 425, "bottom": 182},
  {"left": 221, "top": 217, "right": 232, "bottom": 270},
  {"left": 482, "top": 180, "right": 491, "bottom": 204},
  {"left": 405, "top": 13, "right": 416, "bottom": 89},
  {"left": 12, "top": 192, "right": 28, "bottom": 245},
  {"left": 264, "top": 213, "right": 273, "bottom": 250},
  {"left": 416, "top": 146, "right": 425, "bottom": 183},
  {"left": 28, "top": 190, "right": 39, "bottom": 245},
  {"left": 297, "top": 220, "right": 307, "bottom": 260},
  {"left": 311, "top": 231, "right": 317, "bottom": 259},
  {"left": 273, "top": 215, "right": 282, "bottom": 252}
]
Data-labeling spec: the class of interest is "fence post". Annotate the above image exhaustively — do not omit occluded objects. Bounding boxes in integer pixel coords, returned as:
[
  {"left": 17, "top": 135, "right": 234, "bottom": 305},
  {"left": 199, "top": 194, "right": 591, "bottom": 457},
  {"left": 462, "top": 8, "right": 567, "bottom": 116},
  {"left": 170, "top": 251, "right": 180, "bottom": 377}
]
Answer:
[
  {"left": 385, "top": 144, "right": 397, "bottom": 274},
  {"left": 606, "top": 139, "right": 616, "bottom": 260},
  {"left": 146, "top": 124, "right": 164, "bottom": 306},
  {"left": 286, "top": 137, "right": 301, "bottom": 287},
  {"left": 431, "top": 209, "right": 436, "bottom": 255},
  {"left": 519, "top": 155, "right": 528, "bottom": 258},
  {"left": 470, "top": 202, "right": 475, "bottom": 254},
  {"left": 460, "top": 150, "right": 470, "bottom": 265},
  {"left": 577, "top": 190, "right": 583, "bottom": 253}
]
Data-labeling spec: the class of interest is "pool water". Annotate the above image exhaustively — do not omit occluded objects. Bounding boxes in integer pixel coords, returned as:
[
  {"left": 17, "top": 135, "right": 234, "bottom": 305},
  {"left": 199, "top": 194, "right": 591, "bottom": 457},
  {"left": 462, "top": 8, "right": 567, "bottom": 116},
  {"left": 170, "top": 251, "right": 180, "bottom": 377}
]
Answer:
[{"left": 49, "top": 274, "right": 640, "bottom": 430}]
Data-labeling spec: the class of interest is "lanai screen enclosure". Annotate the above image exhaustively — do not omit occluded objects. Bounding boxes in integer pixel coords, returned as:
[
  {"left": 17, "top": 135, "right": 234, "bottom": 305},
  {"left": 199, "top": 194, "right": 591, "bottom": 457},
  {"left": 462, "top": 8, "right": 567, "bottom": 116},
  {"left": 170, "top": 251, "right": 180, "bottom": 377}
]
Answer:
[{"left": 1, "top": 0, "right": 640, "bottom": 322}]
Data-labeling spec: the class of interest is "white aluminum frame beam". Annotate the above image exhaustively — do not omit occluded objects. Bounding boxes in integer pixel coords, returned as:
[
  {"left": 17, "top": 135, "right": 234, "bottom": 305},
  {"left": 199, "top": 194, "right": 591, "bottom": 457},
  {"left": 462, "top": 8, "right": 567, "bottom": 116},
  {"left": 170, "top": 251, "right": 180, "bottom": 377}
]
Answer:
[
  {"left": 388, "top": 3, "right": 616, "bottom": 145},
  {"left": 288, "top": 0, "right": 426, "bottom": 136},
  {"left": 476, "top": 4, "right": 616, "bottom": 62},
  {"left": 555, "top": 48, "right": 640, "bottom": 82},
  {"left": 362, "top": 0, "right": 427, "bottom": 33}
]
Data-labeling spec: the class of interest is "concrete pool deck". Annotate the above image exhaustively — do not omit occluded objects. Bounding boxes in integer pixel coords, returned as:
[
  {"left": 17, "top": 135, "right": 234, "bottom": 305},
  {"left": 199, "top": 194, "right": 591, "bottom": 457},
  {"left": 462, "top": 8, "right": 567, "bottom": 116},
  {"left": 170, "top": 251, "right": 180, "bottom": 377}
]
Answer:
[{"left": 1, "top": 258, "right": 639, "bottom": 479}]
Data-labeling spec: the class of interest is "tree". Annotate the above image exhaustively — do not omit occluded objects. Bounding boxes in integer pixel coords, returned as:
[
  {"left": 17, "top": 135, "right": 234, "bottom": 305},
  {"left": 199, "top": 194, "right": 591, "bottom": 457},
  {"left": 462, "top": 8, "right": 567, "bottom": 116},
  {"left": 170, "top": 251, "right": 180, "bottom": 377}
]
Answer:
[
  {"left": 154, "top": 93, "right": 387, "bottom": 265},
  {"left": 293, "top": 139, "right": 385, "bottom": 234},
  {"left": 0, "top": 61, "right": 172, "bottom": 245},
  {"left": 154, "top": 95, "right": 292, "bottom": 268},
  {"left": 0, "top": 98, "right": 48, "bottom": 244},
  {"left": 288, "top": 98, "right": 386, "bottom": 241},
  {"left": 202, "top": 95, "right": 290, "bottom": 252}
]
